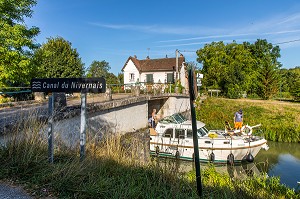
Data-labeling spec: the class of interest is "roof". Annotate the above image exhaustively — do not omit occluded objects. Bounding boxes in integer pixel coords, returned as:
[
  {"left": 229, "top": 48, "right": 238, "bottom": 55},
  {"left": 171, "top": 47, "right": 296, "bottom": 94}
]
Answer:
[{"left": 122, "top": 56, "right": 185, "bottom": 72}]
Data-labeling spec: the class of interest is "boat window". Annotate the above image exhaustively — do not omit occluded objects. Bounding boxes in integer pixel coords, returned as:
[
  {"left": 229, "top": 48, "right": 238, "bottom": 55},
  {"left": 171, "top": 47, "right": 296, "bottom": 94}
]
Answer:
[
  {"left": 175, "top": 129, "right": 185, "bottom": 139},
  {"left": 187, "top": 129, "right": 193, "bottom": 138},
  {"left": 160, "top": 116, "right": 176, "bottom": 124},
  {"left": 159, "top": 113, "right": 188, "bottom": 124},
  {"left": 197, "top": 127, "right": 208, "bottom": 137},
  {"left": 163, "top": 128, "right": 173, "bottom": 138},
  {"left": 173, "top": 113, "right": 187, "bottom": 123}
]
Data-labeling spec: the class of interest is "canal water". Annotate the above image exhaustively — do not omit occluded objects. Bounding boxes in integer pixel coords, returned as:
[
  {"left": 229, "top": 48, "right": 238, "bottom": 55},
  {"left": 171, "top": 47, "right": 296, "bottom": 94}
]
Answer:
[
  {"left": 154, "top": 141, "right": 300, "bottom": 190},
  {"left": 255, "top": 141, "right": 300, "bottom": 190}
]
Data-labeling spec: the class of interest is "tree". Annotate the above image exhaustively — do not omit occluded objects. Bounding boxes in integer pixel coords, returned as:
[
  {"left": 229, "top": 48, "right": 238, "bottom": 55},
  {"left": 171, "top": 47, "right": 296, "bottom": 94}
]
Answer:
[
  {"left": 86, "top": 60, "right": 120, "bottom": 84},
  {"left": 86, "top": 60, "right": 111, "bottom": 78},
  {"left": 117, "top": 73, "right": 124, "bottom": 84},
  {"left": 251, "top": 39, "right": 281, "bottom": 99},
  {"left": 32, "top": 37, "right": 84, "bottom": 78},
  {"left": 196, "top": 39, "right": 281, "bottom": 99},
  {"left": 0, "top": 0, "right": 40, "bottom": 87}
]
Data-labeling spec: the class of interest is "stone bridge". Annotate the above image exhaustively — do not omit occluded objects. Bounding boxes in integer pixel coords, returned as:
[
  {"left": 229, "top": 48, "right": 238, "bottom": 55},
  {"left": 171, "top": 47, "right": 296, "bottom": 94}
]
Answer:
[{"left": 0, "top": 93, "right": 191, "bottom": 140}]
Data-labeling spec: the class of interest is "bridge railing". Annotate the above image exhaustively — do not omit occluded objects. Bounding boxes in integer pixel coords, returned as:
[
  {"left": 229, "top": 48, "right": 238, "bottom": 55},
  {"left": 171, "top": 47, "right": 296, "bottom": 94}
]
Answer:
[
  {"left": 107, "top": 82, "right": 185, "bottom": 95},
  {"left": 0, "top": 82, "right": 187, "bottom": 107}
]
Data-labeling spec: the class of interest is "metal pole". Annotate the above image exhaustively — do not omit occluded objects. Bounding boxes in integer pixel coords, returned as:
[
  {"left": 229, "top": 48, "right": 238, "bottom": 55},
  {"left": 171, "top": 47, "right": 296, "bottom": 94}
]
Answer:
[
  {"left": 80, "top": 92, "right": 87, "bottom": 161},
  {"left": 188, "top": 68, "right": 203, "bottom": 197},
  {"left": 176, "top": 49, "right": 178, "bottom": 81},
  {"left": 48, "top": 93, "right": 55, "bottom": 163}
]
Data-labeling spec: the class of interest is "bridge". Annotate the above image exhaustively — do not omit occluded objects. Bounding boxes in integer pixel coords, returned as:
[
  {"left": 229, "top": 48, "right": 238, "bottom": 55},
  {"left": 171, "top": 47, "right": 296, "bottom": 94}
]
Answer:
[{"left": 0, "top": 92, "right": 191, "bottom": 143}]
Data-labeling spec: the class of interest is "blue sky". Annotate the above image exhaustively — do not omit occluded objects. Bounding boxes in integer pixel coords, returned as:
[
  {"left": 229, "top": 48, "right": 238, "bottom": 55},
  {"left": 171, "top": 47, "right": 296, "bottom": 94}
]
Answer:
[{"left": 26, "top": 0, "right": 300, "bottom": 75}]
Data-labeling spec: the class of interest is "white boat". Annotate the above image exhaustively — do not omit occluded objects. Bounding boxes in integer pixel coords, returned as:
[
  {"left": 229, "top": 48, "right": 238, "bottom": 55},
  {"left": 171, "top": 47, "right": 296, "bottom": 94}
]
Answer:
[{"left": 149, "top": 113, "right": 269, "bottom": 164}]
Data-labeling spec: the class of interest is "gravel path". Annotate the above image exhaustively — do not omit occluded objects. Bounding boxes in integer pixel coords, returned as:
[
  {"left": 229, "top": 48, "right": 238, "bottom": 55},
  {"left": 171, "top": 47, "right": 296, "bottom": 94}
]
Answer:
[{"left": 0, "top": 183, "right": 32, "bottom": 199}]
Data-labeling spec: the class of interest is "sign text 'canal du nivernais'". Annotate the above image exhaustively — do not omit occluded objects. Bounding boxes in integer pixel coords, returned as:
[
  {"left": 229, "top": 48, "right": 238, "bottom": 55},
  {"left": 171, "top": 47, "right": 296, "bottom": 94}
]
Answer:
[{"left": 31, "top": 78, "right": 106, "bottom": 93}]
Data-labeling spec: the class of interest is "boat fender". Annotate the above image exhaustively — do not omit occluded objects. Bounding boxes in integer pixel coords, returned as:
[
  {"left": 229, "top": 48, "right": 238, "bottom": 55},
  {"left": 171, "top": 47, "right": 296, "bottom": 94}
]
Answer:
[
  {"left": 246, "top": 153, "right": 254, "bottom": 163},
  {"left": 155, "top": 146, "right": 160, "bottom": 155},
  {"left": 210, "top": 152, "right": 215, "bottom": 162},
  {"left": 175, "top": 151, "right": 180, "bottom": 159},
  {"left": 241, "top": 125, "right": 253, "bottom": 136},
  {"left": 227, "top": 153, "right": 234, "bottom": 165}
]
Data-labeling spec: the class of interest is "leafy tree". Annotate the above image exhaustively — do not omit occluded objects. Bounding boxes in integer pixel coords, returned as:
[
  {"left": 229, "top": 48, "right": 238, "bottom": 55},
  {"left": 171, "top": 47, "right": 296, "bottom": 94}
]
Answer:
[
  {"left": 196, "top": 39, "right": 281, "bottom": 99},
  {"left": 117, "top": 73, "right": 124, "bottom": 84},
  {"left": 287, "top": 67, "right": 300, "bottom": 100},
  {"left": 32, "top": 37, "right": 84, "bottom": 78},
  {"left": 0, "top": 0, "right": 40, "bottom": 87},
  {"left": 86, "top": 60, "right": 120, "bottom": 84},
  {"left": 86, "top": 60, "right": 111, "bottom": 78},
  {"left": 106, "top": 72, "right": 118, "bottom": 85},
  {"left": 251, "top": 39, "right": 281, "bottom": 99}
]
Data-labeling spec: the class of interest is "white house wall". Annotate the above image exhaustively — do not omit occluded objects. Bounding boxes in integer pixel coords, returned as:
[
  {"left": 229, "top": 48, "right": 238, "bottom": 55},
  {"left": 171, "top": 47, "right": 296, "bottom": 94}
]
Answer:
[
  {"left": 141, "top": 71, "right": 172, "bottom": 83},
  {"left": 123, "top": 60, "right": 140, "bottom": 85},
  {"left": 179, "top": 64, "right": 188, "bottom": 89}
]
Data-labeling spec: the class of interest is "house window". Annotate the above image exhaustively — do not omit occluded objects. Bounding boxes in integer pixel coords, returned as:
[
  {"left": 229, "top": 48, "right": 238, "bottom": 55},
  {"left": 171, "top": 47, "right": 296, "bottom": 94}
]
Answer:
[
  {"left": 167, "top": 73, "right": 174, "bottom": 83},
  {"left": 146, "top": 74, "right": 153, "bottom": 83},
  {"left": 129, "top": 73, "right": 135, "bottom": 82}
]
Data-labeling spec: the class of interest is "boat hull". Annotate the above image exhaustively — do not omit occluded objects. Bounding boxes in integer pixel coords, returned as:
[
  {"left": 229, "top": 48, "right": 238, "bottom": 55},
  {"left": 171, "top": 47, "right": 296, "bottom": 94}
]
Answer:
[{"left": 150, "top": 136, "right": 268, "bottom": 163}]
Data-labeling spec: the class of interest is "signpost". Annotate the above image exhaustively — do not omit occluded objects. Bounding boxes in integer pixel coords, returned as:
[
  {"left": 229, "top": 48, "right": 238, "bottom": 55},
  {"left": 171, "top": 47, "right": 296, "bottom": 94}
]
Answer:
[
  {"left": 31, "top": 77, "right": 106, "bottom": 163},
  {"left": 188, "top": 68, "right": 203, "bottom": 197}
]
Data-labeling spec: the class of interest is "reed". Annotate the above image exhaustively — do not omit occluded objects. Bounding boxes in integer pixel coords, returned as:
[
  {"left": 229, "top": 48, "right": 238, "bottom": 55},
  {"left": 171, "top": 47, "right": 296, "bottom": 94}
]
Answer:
[
  {"left": 197, "top": 97, "right": 300, "bottom": 143},
  {"left": 0, "top": 116, "right": 299, "bottom": 198}
]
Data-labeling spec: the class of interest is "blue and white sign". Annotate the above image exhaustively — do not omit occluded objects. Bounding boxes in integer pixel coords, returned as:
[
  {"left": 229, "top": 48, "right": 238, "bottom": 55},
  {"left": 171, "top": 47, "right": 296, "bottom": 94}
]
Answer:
[{"left": 31, "top": 77, "right": 106, "bottom": 93}]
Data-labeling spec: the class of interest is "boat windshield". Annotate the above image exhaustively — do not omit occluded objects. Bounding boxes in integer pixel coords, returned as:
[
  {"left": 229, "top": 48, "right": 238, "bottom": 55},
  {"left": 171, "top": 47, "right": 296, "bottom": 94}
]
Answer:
[
  {"left": 160, "top": 113, "right": 187, "bottom": 124},
  {"left": 197, "top": 127, "right": 208, "bottom": 137},
  {"left": 173, "top": 113, "right": 187, "bottom": 123}
]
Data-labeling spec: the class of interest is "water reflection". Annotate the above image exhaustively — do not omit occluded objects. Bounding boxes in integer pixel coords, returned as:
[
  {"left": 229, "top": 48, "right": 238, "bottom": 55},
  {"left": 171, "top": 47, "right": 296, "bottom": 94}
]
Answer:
[
  {"left": 255, "top": 141, "right": 300, "bottom": 189},
  {"left": 151, "top": 141, "right": 300, "bottom": 190},
  {"left": 151, "top": 156, "right": 263, "bottom": 181}
]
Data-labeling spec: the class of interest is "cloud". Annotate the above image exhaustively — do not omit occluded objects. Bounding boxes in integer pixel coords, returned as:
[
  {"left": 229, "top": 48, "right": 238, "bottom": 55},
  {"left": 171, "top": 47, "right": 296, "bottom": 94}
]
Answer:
[{"left": 88, "top": 22, "right": 223, "bottom": 35}]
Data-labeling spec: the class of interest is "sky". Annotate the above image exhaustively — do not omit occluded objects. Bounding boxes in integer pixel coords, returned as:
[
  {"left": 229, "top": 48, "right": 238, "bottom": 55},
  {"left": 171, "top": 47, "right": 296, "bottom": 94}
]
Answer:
[{"left": 25, "top": 0, "right": 300, "bottom": 75}]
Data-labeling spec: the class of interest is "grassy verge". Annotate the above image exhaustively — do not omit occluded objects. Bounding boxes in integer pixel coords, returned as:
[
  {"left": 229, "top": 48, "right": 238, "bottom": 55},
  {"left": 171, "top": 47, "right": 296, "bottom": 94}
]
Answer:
[
  {"left": 196, "top": 97, "right": 300, "bottom": 142},
  {"left": 0, "top": 118, "right": 299, "bottom": 198}
]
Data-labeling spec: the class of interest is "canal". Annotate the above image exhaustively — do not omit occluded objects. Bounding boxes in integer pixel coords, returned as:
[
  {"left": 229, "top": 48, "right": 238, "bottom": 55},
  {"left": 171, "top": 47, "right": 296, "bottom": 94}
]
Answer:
[
  {"left": 154, "top": 141, "right": 300, "bottom": 190},
  {"left": 255, "top": 141, "right": 300, "bottom": 189}
]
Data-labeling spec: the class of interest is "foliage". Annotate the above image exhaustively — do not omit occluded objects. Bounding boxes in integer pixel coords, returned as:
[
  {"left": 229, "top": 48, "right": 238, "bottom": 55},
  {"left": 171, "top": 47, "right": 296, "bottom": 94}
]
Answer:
[
  {"left": 86, "top": 60, "right": 110, "bottom": 78},
  {"left": 117, "top": 72, "right": 124, "bottom": 84},
  {"left": 196, "top": 39, "right": 281, "bottom": 100},
  {"left": 0, "top": 0, "right": 40, "bottom": 87},
  {"left": 86, "top": 60, "right": 120, "bottom": 85},
  {"left": 32, "top": 37, "right": 84, "bottom": 78}
]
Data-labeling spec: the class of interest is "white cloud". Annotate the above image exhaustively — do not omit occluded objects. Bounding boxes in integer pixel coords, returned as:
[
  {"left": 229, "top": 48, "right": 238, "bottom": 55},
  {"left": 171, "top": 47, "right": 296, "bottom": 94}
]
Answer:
[{"left": 88, "top": 22, "right": 223, "bottom": 35}]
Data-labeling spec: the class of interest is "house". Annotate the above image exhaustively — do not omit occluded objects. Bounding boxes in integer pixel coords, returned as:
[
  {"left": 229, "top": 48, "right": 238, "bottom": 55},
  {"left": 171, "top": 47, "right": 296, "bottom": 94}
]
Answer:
[{"left": 121, "top": 55, "right": 187, "bottom": 90}]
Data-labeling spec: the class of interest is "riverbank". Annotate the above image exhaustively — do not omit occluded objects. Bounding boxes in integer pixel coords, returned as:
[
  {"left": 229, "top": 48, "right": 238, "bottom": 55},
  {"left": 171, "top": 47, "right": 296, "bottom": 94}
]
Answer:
[
  {"left": 0, "top": 119, "right": 299, "bottom": 198},
  {"left": 196, "top": 97, "right": 300, "bottom": 143}
]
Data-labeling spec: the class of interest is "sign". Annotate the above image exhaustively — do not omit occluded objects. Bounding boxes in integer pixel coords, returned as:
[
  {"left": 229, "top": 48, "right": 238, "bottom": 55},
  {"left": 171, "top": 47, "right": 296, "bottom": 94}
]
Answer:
[
  {"left": 197, "top": 73, "right": 203, "bottom": 79},
  {"left": 196, "top": 73, "right": 203, "bottom": 86},
  {"left": 31, "top": 78, "right": 106, "bottom": 93}
]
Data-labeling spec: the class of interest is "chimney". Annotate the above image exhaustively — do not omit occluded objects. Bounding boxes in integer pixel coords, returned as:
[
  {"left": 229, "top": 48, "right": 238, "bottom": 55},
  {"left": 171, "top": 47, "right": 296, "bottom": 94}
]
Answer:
[
  {"left": 166, "top": 54, "right": 168, "bottom": 58},
  {"left": 134, "top": 55, "right": 137, "bottom": 58},
  {"left": 146, "top": 56, "right": 150, "bottom": 59}
]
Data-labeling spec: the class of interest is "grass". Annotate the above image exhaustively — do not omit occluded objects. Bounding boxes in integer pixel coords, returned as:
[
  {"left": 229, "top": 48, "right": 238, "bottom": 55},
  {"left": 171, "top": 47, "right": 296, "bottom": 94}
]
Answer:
[
  {"left": 196, "top": 97, "right": 300, "bottom": 143},
  {"left": 0, "top": 116, "right": 299, "bottom": 198}
]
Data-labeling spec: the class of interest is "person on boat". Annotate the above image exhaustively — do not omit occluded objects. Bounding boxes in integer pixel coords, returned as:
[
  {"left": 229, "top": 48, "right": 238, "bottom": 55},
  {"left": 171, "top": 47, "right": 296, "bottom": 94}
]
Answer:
[
  {"left": 234, "top": 109, "right": 243, "bottom": 129},
  {"left": 148, "top": 109, "right": 157, "bottom": 128}
]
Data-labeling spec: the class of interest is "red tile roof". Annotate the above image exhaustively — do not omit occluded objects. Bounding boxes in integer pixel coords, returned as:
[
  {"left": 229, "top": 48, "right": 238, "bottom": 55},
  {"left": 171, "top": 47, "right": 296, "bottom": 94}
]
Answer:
[{"left": 122, "top": 56, "right": 185, "bottom": 72}]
